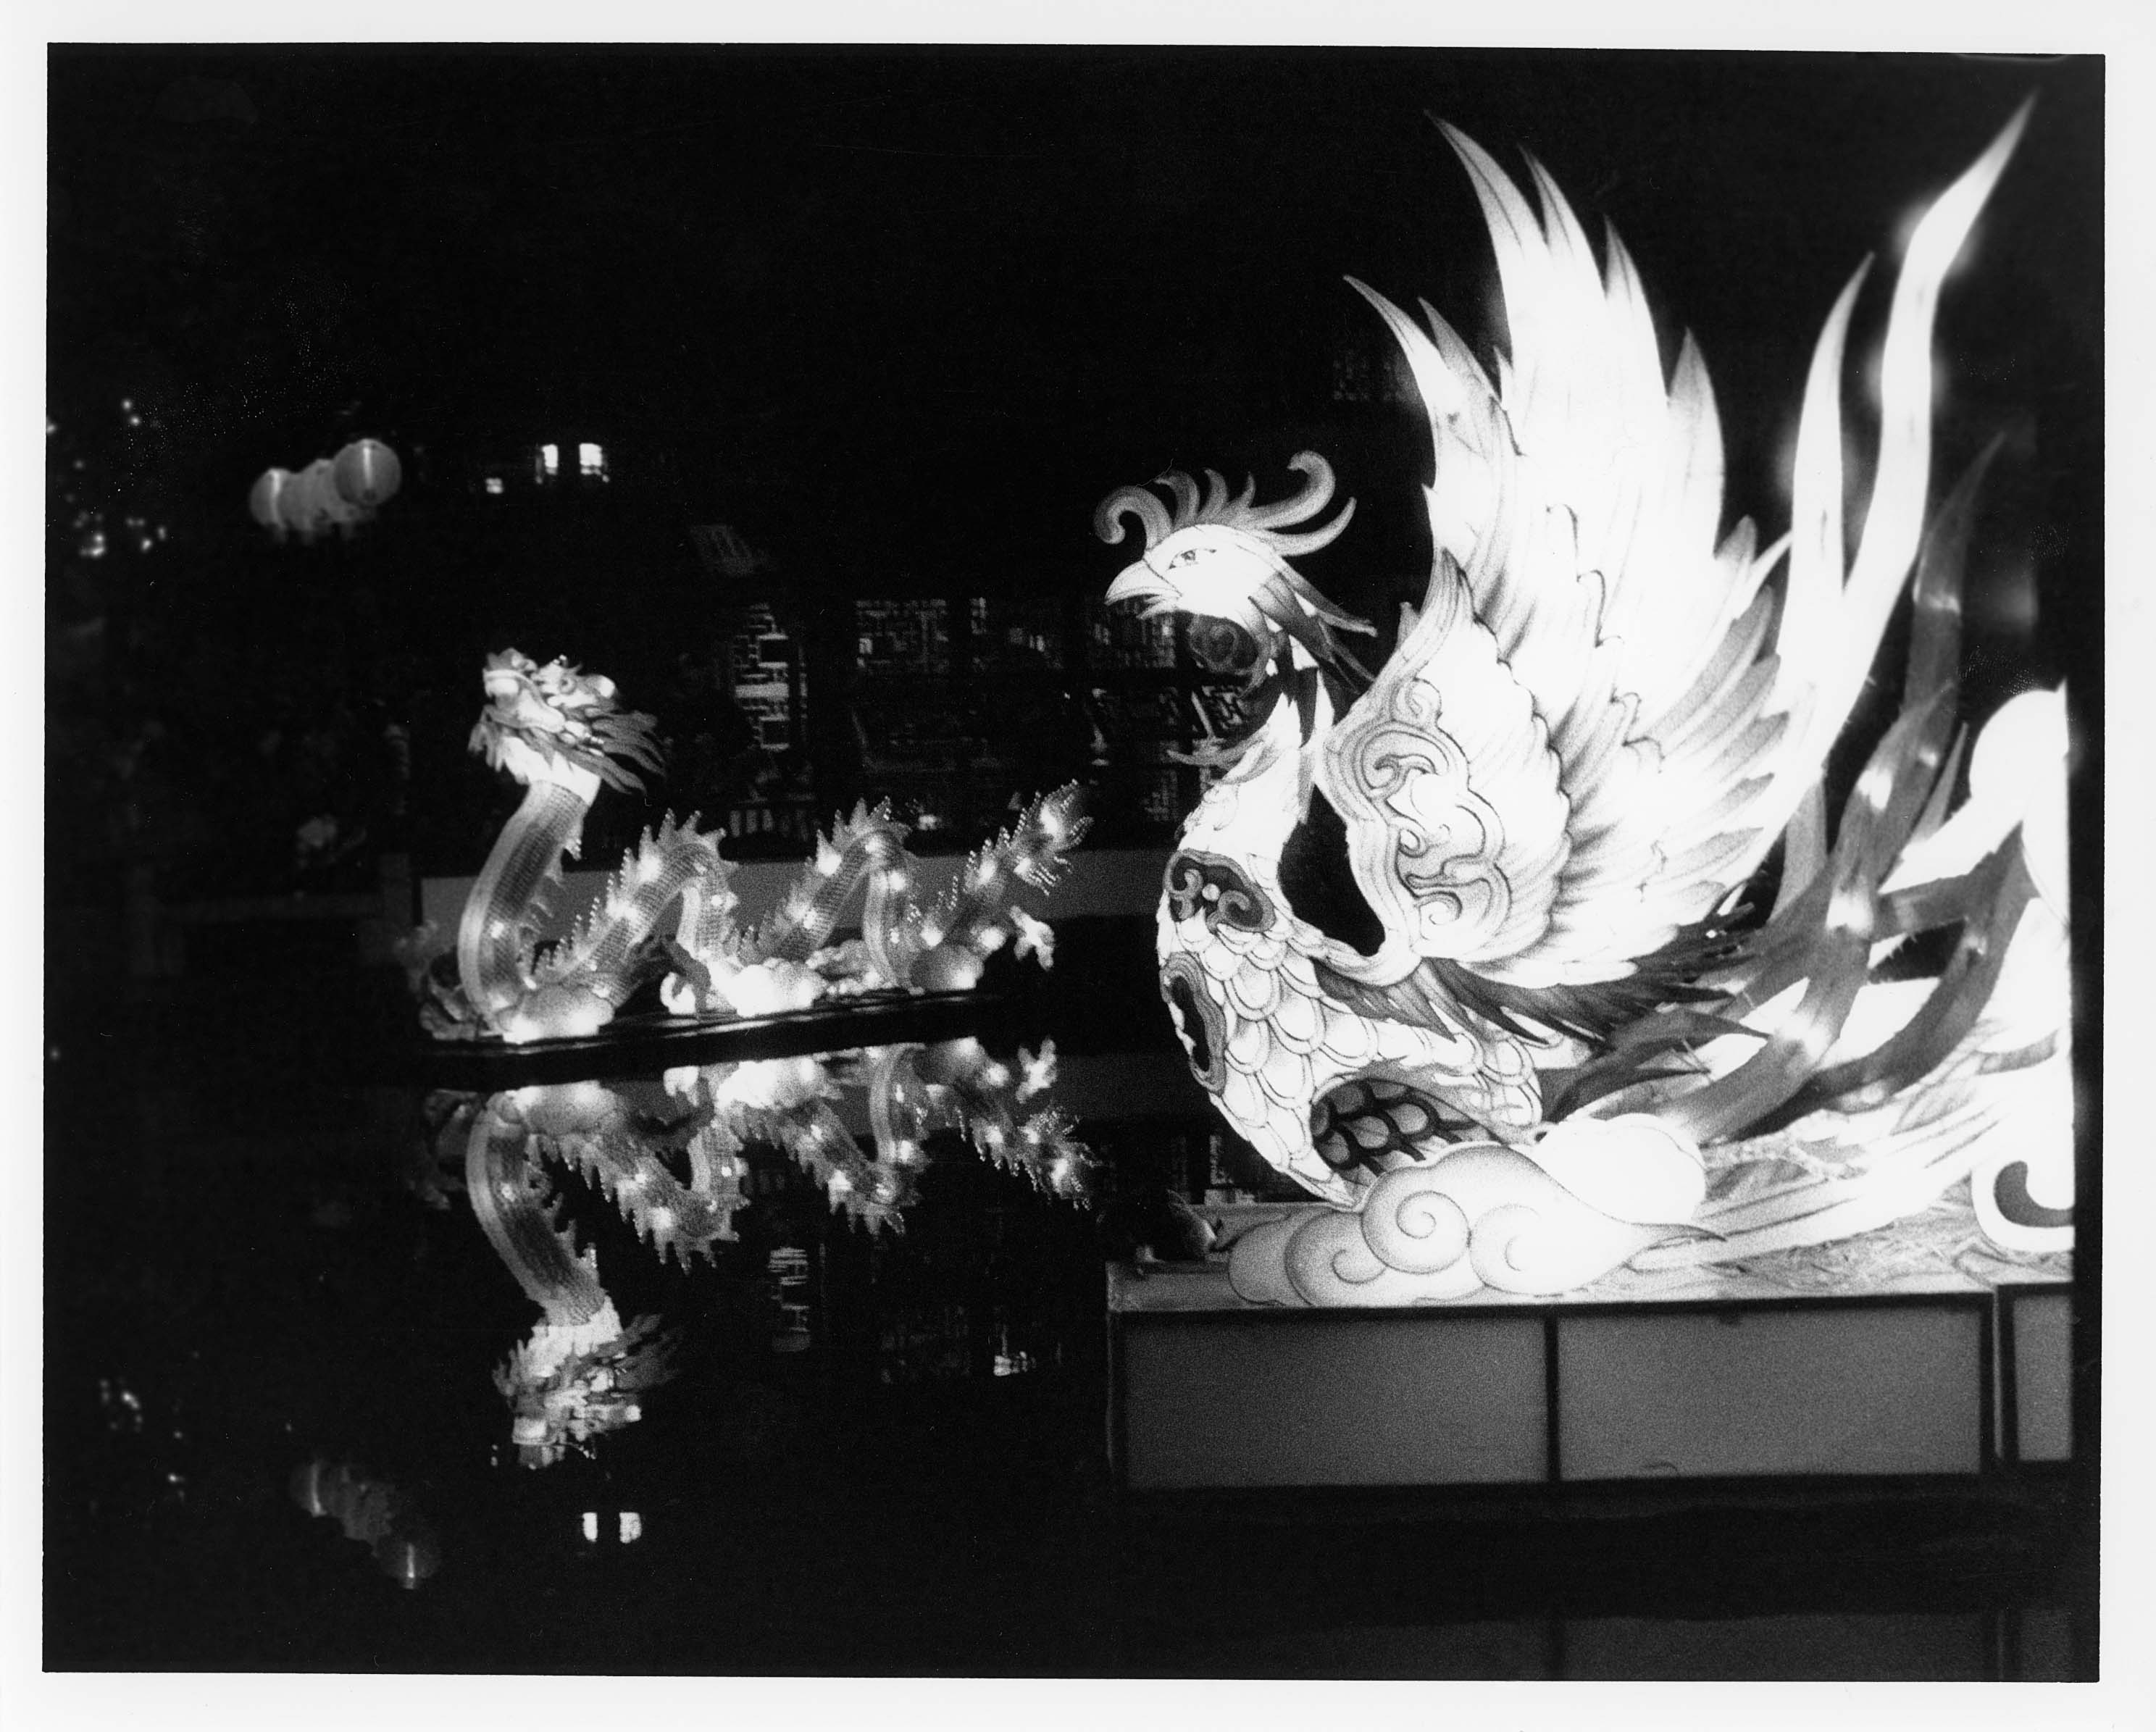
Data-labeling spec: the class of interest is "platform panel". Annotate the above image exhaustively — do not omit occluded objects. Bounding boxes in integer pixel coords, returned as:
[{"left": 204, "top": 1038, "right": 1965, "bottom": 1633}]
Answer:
[
  {"left": 2009, "top": 1290, "right": 2072, "bottom": 1463},
  {"left": 1119, "top": 1313, "right": 1546, "bottom": 1489},
  {"left": 1161, "top": 1619, "right": 1553, "bottom": 1679},
  {"left": 1560, "top": 1612, "right": 1992, "bottom": 1681},
  {"left": 2015, "top": 1606, "right": 2076, "bottom": 1681},
  {"left": 1556, "top": 1305, "right": 1984, "bottom": 1480}
]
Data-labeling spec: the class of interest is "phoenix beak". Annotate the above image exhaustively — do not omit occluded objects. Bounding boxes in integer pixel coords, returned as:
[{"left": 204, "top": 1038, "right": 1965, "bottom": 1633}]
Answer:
[{"left": 1106, "top": 564, "right": 1173, "bottom": 610}]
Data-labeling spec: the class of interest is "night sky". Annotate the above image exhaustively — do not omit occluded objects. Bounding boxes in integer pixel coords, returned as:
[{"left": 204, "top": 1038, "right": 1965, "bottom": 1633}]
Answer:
[
  {"left": 49, "top": 47, "right": 2101, "bottom": 598},
  {"left": 43, "top": 45, "right": 2105, "bottom": 900}
]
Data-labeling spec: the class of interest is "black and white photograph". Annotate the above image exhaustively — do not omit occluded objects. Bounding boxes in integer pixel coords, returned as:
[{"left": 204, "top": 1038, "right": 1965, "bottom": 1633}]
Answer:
[{"left": 18, "top": 11, "right": 2138, "bottom": 1722}]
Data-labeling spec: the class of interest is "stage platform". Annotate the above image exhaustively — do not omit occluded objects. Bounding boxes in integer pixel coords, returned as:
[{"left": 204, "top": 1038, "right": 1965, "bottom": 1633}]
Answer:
[{"left": 1108, "top": 1211, "right": 2071, "bottom": 1493}]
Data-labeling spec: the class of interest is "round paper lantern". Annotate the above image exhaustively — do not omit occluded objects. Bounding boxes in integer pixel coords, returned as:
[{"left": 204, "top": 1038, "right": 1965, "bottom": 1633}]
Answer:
[
  {"left": 276, "top": 461, "right": 326, "bottom": 540},
  {"left": 248, "top": 467, "right": 293, "bottom": 535},
  {"left": 333, "top": 438, "right": 401, "bottom": 509},
  {"left": 306, "top": 457, "right": 365, "bottom": 537}
]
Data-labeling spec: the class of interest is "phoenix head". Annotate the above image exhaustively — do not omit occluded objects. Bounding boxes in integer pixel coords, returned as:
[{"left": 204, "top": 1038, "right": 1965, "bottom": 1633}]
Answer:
[{"left": 1096, "top": 453, "right": 1376, "bottom": 749}]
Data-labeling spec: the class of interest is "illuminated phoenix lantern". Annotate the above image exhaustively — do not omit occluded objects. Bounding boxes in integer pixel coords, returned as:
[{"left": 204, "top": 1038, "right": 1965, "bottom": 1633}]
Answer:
[{"left": 1098, "top": 112, "right": 2072, "bottom": 1292}]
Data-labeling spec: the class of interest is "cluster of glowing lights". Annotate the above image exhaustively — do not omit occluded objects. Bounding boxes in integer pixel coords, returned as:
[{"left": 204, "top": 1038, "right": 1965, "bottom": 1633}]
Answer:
[
  {"left": 63, "top": 500, "right": 169, "bottom": 561},
  {"left": 249, "top": 437, "right": 403, "bottom": 543}
]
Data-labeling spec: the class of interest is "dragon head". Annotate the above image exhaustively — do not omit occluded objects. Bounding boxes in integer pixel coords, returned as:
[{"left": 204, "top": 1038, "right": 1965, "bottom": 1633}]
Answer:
[
  {"left": 468, "top": 648, "right": 665, "bottom": 795},
  {"left": 495, "top": 1302, "right": 678, "bottom": 1469},
  {"left": 1096, "top": 453, "right": 1375, "bottom": 742}
]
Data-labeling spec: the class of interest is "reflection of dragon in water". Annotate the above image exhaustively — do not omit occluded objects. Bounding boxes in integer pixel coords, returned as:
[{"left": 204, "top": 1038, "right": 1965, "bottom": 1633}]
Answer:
[
  {"left": 452, "top": 1039, "right": 1091, "bottom": 1465},
  {"left": 407, "top": 649, "right": 1087, "bottom": 1042},
  {"left": 464, "top": 1088, "right": 685, "bottom": 1468}
]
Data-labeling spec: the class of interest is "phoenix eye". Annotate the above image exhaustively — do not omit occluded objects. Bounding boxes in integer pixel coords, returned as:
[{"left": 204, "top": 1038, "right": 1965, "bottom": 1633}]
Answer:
[
  {"left": 1190, "top": 616, "right": 1261, "bottom": 675},
  {"left": 1170, "top": 548, "right": 1200, "bottom": 567}
]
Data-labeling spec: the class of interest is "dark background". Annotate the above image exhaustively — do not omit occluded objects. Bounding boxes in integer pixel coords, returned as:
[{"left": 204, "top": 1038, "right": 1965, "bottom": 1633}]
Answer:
[
  {"left": 46, "top": 46, "right": 2102, "bottom": 904},
  {"left": 40, "top": 46, "right": 2105, "bottom": 1680}
]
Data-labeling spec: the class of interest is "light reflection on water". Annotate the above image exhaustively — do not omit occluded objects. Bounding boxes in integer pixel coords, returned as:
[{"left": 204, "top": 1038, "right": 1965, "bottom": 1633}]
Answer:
[
  {"left": 51, "top": 1015, "right": 1224, "bottom": 1639},
  {"left": 443, "top": 1038, "right": 1098, "bottom": 1469}
]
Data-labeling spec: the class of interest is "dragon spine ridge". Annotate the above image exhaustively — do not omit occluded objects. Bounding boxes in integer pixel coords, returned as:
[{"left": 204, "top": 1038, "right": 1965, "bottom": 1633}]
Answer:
[{"left": 750, "top": 800, "right": 912, "bottom": 969}]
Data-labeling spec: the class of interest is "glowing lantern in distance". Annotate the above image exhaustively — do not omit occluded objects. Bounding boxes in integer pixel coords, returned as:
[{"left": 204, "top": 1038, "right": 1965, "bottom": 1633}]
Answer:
[
  {"left": 307, "top": 458, "right": 364, "bottom": 536},
  {"left": 280, "top": 459, "right": 364, "bottom": 542},
  {"left": 333, "top": 438, "right": 402, "bottom": 509},
  {"left": 276, "top": 460, "right": 328, "bottom": 540},
  {"left": 249, "top": 467, "right": 293, "bottom": 537}
]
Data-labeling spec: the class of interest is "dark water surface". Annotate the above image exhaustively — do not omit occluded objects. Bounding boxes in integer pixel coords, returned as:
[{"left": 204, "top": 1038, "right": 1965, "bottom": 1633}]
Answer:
[{"left": 43, "top": 943, "right": 2088, "bottom": 1677}]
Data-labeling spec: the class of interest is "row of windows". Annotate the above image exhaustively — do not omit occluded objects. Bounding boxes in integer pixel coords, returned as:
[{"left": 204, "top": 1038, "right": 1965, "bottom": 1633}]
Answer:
[
  {"left": 477, "top": 442, "right": 609, "bottom": 495},
  {"left": 538, "top": 441, "right": 609, "bottom": 481}
]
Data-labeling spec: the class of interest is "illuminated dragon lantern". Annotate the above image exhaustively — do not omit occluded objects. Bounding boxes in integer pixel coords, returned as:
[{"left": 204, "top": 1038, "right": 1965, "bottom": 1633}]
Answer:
[
  {"left": 1098, "top": 112, "right": 2073, "bottom": 1300},
  {"left": 410, "top": 648, "right": 1087, "bottom": 1042}
]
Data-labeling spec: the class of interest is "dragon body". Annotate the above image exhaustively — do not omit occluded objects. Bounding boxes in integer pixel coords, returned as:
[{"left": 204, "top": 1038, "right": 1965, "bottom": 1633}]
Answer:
[
  {"left": 659, "top": 787, "right": 1086, "bottom": 1016},
  {"left": 411, "top": 650, "right": 1087, "bottom": 1042},
  {"left": 1098, "top": 110, "right": 2074, "bottom": 1294}
]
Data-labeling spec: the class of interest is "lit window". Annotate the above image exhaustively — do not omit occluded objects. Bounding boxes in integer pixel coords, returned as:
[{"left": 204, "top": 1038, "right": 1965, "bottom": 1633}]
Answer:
[
  {"left": 581, "top": 1510, "right": 599, "bottom": 1542},
  {"left": 618, "top": 1512, "right": 643, "bottom": 1544},
  {"left": 578, "top": 442, "right": 608, "bottom": 480},
  {"left": 485, "top": 476, "right": 505, "bottom": 495},
  {"left": 538, "top": 443, "right": 559, "bottom": 480}
]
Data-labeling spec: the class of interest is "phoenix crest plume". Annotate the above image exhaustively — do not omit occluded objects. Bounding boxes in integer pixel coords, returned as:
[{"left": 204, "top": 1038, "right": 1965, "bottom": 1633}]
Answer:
[{"left": 1098, "top": 109, "right": 2072, "bottom": 1290}]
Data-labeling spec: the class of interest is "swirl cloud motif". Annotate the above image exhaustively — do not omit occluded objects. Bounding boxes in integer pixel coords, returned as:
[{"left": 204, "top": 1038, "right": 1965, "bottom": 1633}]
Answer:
[{"left": 1228, "top": 1117, "right": 1708, "bottom": 1305}]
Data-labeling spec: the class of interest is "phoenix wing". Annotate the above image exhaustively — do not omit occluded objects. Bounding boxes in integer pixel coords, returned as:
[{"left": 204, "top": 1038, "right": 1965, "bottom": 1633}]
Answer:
[{"left": 1316, "top": 114, "right": 2028, "bottom": 1001}]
